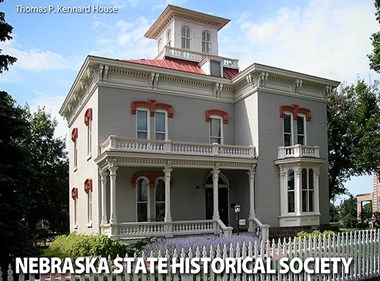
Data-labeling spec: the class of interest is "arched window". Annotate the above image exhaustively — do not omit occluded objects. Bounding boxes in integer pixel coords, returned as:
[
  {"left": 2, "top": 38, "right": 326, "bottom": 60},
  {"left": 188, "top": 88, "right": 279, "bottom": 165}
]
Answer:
[
  {"left": 155, "top": 178, "right": 165, "bottom": 221},
  {"left": 181, "top": 26, "right": 191, "bottom": 49},
  {"left": 202, "top": 30, "right": 211, "bottom": 53},
  {"left": 137, "top": 178, "right": 149, "bottom": 222},
  {"left": 167, "top": 29, "right": 172, "bottom": 47},
  {"left": 287, "top": 169, "right": 295, "bottom": 213}
]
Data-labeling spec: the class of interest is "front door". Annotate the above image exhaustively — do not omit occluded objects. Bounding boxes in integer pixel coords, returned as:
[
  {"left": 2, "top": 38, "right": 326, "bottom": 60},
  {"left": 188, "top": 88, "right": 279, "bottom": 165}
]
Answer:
[{"left": 205, "top": 188, "right": 229, "bottom": 225}]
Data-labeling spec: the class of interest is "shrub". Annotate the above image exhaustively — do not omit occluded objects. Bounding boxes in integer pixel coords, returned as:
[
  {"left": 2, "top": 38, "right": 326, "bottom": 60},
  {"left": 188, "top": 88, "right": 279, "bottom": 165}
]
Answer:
[
  {"left": 296, "top": 230, "right": 335, "bottom": 240},
  {"left": 44, "top": 233, "right": 126, "bottom": 259}
]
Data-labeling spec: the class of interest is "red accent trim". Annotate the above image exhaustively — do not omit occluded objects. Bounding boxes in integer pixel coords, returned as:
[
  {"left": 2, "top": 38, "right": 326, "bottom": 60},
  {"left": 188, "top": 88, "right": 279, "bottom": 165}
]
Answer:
[
  {"left": 279, "top": 104, "right": 311, "bottom": 121},
  {"left": 71, "top": 187, "right": 78, "bottom": 200},
  {"left": 131, "top": 171, "right": 171, "bottom": 188},
  {"left": 71, "top": 128, "right": 78, "bottom": 142},
  {"left": 205, "top": 109, "right": 229, "bottom": 124},
  {"left": 84, "top": 178, "right": 93, "bottom": 193},
  {"left": 131, "top": 99, "right": 174, "bottom": 118},
  {"left": 84, "top": 108, "right": 93, "bottom": 125}
]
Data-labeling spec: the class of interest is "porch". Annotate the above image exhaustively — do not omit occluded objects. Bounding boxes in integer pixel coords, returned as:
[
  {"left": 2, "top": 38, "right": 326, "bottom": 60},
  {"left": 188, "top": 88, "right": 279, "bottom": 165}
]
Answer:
[{"left": 95, "top": 136, "right": 269, "bottom": 241}]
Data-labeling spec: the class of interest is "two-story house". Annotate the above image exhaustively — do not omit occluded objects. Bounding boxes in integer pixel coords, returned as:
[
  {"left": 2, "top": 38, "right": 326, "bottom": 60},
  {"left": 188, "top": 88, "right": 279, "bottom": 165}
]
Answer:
[{"left": 59, "top": 5, "right": 339, "bottom": 240}]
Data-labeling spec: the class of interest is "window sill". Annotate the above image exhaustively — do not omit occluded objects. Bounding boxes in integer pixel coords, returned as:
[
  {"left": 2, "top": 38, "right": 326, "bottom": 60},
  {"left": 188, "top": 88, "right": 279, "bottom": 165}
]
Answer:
[
  {"left": 74, "top": 166, "right": 78, "bottom": 172},
  {"left": 87, "top": 222, "right": 93, "bottom": 228},
  {"left": 86, "top": 154, "right": 92, "bottom": 161},
  {"left": 73, "top": 224, "right": 78, "bottom": 229}
]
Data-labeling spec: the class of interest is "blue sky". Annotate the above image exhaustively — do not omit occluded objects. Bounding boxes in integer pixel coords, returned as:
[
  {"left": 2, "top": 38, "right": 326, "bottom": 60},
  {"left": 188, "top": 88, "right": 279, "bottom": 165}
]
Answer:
[{"left": 0, "top": 0, "right": 378, "bottom": 198}]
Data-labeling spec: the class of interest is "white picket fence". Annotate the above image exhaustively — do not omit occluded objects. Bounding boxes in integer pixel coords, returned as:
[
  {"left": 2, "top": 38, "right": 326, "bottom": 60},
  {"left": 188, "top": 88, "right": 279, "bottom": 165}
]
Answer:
[{"left": 2, "top": 229, "right": 380, "bottom": 281}]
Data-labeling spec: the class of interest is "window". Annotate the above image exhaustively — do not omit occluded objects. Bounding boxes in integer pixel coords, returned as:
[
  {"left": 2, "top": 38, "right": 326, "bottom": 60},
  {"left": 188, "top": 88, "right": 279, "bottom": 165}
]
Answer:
[
  {"left": 287, "top": 169, "right": 295, "bottom": 213},
  {"left": 202, "top": 30, "right": 211, "bottom": 53},
  {"left": 84, "top": 179, "right": 93, "bottom": 226},
  {"left": 302, "top": 168, "right": 314, "bottom": 212},
  {"left": 210, "top": 116, "right": 222, "bottom": 144},
  {"left": 167, "top": 29, "right": 172, "bottom": 47},
  {"left": 137, "top": 178, "right": 149, "bottom": 222},
  {"left": 71, "top": 187, "right": 78, "bottom": 227},
  {"left": 283, "top": 113, "right": 292, "bottom": 146},
  {"left": 280, "top": 104, "right": 311, "bottom": 146},
  {"left": 297, "top": 115, "right": 305, "bottom": 145},
  {"left": 87, "top": 119, "right": 92, "bottom": 156},
  {"left": 84, "top": 109, "right": 93, "bottom": 157},
  {"left": 137, "top": 109, "right": 149, "bottom": 139},
  {"left": 158, "top": 38, "right": 162, "bottom": 52},
  {"left": 181, "top": 26, "right": 191, "bottom": 49},
  {"left": 155, "top": 179, "right": 165, "bottom": 221},
  {"left": 155, "top": 111, "right": 167, "bottom": 140},
  {"left": 71, "top": 128, "right": 78, "bottom": 169}
]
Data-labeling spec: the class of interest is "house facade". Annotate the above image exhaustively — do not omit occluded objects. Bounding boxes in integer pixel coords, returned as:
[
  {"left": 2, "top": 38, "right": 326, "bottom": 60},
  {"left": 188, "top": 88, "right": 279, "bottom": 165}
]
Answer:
[
  {"left": 59, "top": 5, "right": 339, "bottom": 240},
  {"left": 357, "top": 174, "right": 380, "bottom": 221}
]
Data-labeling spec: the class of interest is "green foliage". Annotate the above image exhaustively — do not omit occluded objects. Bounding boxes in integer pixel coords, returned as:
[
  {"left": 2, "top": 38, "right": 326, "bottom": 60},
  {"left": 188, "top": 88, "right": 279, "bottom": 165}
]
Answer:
[
  {"left": 372, "top": 212, "right": 380, "bottom": 228},
  {"left": 296, "top": 230, "right": 335, "bottom": 240},
  {"left": 46, "top": 233, "right": 127, "bottom": 259},
  {"left": 329, "top": 202, "right": 339, "bottom": 222},
  {"left": 339, "top": 194, "right": 358, "bottom": 228},
  {"left": 125, "top": 237, "right": 156, "bottom": 256},
  {"left": 0, "top": 0, "right": 17, "bottom": 73},
  {"left": 369, "top": 0, "right": 380, "bottom": 73},
  {"left": 328, "top": 81, "right": 380, "bottom": 198}
]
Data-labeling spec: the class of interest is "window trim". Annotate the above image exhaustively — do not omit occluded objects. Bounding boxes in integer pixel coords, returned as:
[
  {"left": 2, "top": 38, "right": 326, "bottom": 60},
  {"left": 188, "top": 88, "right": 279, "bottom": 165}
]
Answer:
[
  {"left": 202, "top": 30, "right": 212, "bottom": 54},
  {"left": 136, "top": 177, "right": 150, "bottom": 222},
  {"left": 136, "top": 108, "right": 150, "bottom": 139},
  {"left": 301, "top": 168, "right": 314, "bottom": 213},
  {"left": 181, "top": 25, "right": 191, "bottom": 49},
  {"left": 209, "top": 114, "right": 223, "bottom": 144},
  {"left": 154, "top": 110, "right": 168, "bottom": 140},
  {"left": 154, "top": 177, "right": 165, "bottom": 222}
]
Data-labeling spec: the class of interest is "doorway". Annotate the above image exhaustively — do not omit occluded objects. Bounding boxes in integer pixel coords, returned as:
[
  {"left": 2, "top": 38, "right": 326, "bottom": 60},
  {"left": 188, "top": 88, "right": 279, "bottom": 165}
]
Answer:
[{"left": 204, "top": 173, "right": 229, "bottom": 226}]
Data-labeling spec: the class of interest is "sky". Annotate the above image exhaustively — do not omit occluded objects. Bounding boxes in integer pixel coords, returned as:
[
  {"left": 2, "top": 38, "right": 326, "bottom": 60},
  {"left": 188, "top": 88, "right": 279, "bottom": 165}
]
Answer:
[{"left": 0, "top": 0, "right": 378, "bottom": 199}]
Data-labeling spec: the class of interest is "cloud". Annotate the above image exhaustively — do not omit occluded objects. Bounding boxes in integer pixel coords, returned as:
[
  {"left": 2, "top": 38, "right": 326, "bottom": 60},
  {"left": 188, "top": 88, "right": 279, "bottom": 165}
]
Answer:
[
  {"left": 91, "top": 17, "right": 156, "bottom": 59},
  {"left": 1, "top": 40, "right": 78, "bottom": 72},
  {"left": 221, "top": 0, "right": 379, "bottom": 83}
]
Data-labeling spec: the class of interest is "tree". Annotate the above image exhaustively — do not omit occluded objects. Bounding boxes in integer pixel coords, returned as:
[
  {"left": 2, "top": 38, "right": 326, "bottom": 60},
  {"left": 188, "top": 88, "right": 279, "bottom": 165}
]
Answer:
[
  {"left": 338, "top": 194, "right": 358, "bottom": 228},
  {"left": 24, "top": 107, "right": 69, "bottom": 233},
  {"left": 328, "top": 81, "right": 380, "bottom": 199},
  {"left": 369, "top": 0, "right": 380, "bottom": 72},
  {"left": 0, "top": 0, "right": 16, "bottom": 73}
]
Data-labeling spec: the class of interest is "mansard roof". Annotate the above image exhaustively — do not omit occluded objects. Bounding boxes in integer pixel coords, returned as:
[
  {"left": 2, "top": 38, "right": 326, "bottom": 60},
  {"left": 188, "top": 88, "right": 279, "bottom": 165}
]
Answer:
[{"left": 126, "top": 57, "right": 239, "bottom": 79}]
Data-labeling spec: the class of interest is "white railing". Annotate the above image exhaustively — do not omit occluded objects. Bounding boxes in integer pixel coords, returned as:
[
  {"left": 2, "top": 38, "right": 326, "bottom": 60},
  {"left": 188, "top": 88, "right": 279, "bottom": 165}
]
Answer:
[
  {"left": 6, "top": 230, "right": 380, "bottom": 281},
  {"left": 158, "top": 46, "right": 239, "bottom": 69},
  {"left": 102, "top": 219, "right": 235, "bottom": 238},
  {"left": 100, "top": 136, "right": 256, "bottom": 159},
  {"left": 277, "top": 144, "right": 320, "bottom": 159},
  {"left": 172, "top": 220, "right": 214, "bottom": 235},
  {"left": 248, "top": 217, "right": 270, "bottom": 241}
]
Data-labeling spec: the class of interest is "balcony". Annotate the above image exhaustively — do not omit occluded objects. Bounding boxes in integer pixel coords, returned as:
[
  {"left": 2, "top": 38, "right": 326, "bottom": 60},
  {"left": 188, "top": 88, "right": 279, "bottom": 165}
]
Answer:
[
  {"left": 99, "top": 135, "right": 256, "bottom": 159},
  {"left": 157, "top": 46, "right": 239, "bottom": 69},
  {"left": 277, "top": 144, "right": 320, "bottom": 159}
]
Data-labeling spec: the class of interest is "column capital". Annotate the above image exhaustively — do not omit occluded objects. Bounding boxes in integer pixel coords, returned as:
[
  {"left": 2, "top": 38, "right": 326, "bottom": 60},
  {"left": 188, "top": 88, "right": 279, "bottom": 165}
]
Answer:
[
  {"left": 247, "top": 165, "right": 256, "bottom": 177},
  {"left": 108, "top": 166, "right": 118, "bottom": 175},
  {"left": 212, "top": 166, "right": 220, "bottom": 176},
  {"left": 163, "top": 165, "right": 173, "bottom": 175}
]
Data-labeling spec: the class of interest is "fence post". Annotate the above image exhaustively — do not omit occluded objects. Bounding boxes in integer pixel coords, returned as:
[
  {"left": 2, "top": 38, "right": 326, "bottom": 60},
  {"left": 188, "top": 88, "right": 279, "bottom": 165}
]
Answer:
[{"left": 261, "top": 224, "right": 270, "bottom": 242}]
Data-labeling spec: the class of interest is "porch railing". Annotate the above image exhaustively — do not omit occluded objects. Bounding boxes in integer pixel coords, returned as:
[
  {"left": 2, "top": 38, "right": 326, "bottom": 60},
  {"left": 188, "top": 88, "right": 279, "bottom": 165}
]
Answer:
[
  {"left": 277, "top": 144, "right": 320, "bottom": 159},
  {"left": 102, "top": 219, "right": 234, "bottom": 239},
  {"left": 248, "top": 217, "right": 270, "bottom": 241},
  {"left": 100, "top": 136, "right": 256, "bottom": 159}
]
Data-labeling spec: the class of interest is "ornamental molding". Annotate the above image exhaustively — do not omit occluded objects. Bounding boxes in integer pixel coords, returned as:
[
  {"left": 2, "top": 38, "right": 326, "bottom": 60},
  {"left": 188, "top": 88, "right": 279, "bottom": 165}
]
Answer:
[
  {"left": 205, "top": 109, "right": 229, "bottom": 124},
  {"left": 279, "top": 104, "right": 312, "bottom": 121},
  {"left": 84, "top": 178, "right": 93, "bottom": 193},
  {"left": 131, "top": 99, "right": 174, "bottom": 118}
]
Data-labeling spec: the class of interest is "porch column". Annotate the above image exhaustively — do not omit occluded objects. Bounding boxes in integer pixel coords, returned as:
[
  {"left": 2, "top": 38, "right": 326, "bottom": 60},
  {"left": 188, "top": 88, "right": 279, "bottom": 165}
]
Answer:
[
  {"left": 163, "top": 165, "right": 172, "bottom": 222},
  {"left": 212, "top": 167, "right": 220, "bottom": 220},
  {"left": 248, "top": 166, "right": 256, "bottom": 232},
  {"left": 294, "top": 167, "right": 301, "bottom": 216},
  {"left": 109, "top": 166, "right": 118, "bottom": 224},
  {"left": 314, "top": 169, "right": 320, "bottom": 214},
  {"left": 100, "top": 171, "right": 108, "bottom": 225}
]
